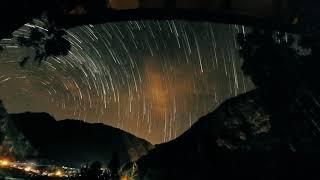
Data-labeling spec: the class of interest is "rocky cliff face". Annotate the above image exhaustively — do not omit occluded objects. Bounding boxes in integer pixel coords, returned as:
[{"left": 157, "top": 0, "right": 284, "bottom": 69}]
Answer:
[
  {"left": 0, "top": 100, "right": 38, "bottom": 160},
  {"left": 0, "top": 102, "right": 154, "bottom": 167},
  {"left": 135, "top": 89, "right": 320, "bottom": 180},
  {"left": 0, "top": 100, "right": 6, "bottom": 119}
]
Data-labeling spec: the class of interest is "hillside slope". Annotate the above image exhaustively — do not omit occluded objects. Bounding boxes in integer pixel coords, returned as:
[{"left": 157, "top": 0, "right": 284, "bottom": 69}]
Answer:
[
  {"left": 137, "top": 89, "right": 320, "bottom": 179},
  {"left": 0, "top": 101, "right": 154, "bottom": 167}
]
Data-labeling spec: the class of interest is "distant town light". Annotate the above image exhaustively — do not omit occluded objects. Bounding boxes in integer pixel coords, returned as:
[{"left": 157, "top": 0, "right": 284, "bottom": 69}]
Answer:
[
  {"left": 24, "top": 166, "right": 32, "bottom": 172},
  {"left": 120, "top": 176, "right": 129, "bottom": 180},
  {"left": 0, "top": 159, "right": 10, "bottom": 166},
  {"left": 55, "top": 170, "right": 63, "bottom": 177}
]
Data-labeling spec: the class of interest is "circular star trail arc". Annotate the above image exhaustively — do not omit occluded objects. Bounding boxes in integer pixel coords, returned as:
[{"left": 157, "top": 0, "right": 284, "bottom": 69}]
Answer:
[{"left": 0, "top": 21, "right": 253, "bottom": 144}]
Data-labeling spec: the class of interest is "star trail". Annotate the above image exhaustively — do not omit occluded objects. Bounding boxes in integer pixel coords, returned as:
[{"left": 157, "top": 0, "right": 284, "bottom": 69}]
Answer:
[{"left": 0, "top": 20, "right": 253, "bottom": 144}]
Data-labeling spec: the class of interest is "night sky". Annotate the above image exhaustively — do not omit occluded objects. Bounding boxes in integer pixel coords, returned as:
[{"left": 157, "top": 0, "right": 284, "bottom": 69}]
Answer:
[{"left": 0, "top": 20, "right": 253, "bottom": 144}]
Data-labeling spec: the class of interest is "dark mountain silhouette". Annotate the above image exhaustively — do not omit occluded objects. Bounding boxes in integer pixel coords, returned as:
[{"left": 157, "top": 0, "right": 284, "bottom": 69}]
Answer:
[
  {"left": 136, "top": 89, "right": 320, "bottom": 180},
  {"left": 0, "top": 101, "right": 153, "bottom": 167}
]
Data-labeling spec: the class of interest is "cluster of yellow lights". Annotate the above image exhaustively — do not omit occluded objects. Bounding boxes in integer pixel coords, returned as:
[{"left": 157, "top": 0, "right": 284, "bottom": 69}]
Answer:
[
  {"left": 55, "top": 170, "right": 63, "bottom": 177},
  {"left": 0, "top": 159, "right": 10, "bottom": 167},
  {"left": 24, "top": 166, "right": 32, "bottom": 172},
  {"left": 120, "top": 176, "right": 129, "bottom": 180},
  {"left": 0, "top": 159, "right": 66, "bottom": 178}
]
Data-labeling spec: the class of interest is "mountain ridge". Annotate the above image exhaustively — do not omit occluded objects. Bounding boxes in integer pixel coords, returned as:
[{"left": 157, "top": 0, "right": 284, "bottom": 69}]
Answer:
[{"left": 0, "top": 102, "right": 154, "bottom": 167}]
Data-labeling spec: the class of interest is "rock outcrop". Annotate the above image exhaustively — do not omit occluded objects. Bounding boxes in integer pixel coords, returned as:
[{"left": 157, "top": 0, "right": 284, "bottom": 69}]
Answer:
[
  {"left": 136, "top": 89, "right": 320, "bottom": 180},
  {"left": 0, "top": 100, "right": 38, "bottom": 160}
]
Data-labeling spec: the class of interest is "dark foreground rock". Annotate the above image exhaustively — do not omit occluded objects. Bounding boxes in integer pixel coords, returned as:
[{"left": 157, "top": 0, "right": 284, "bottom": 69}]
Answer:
[{"left": 136, "top": 89, "right": 320, "bottom": 180}]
